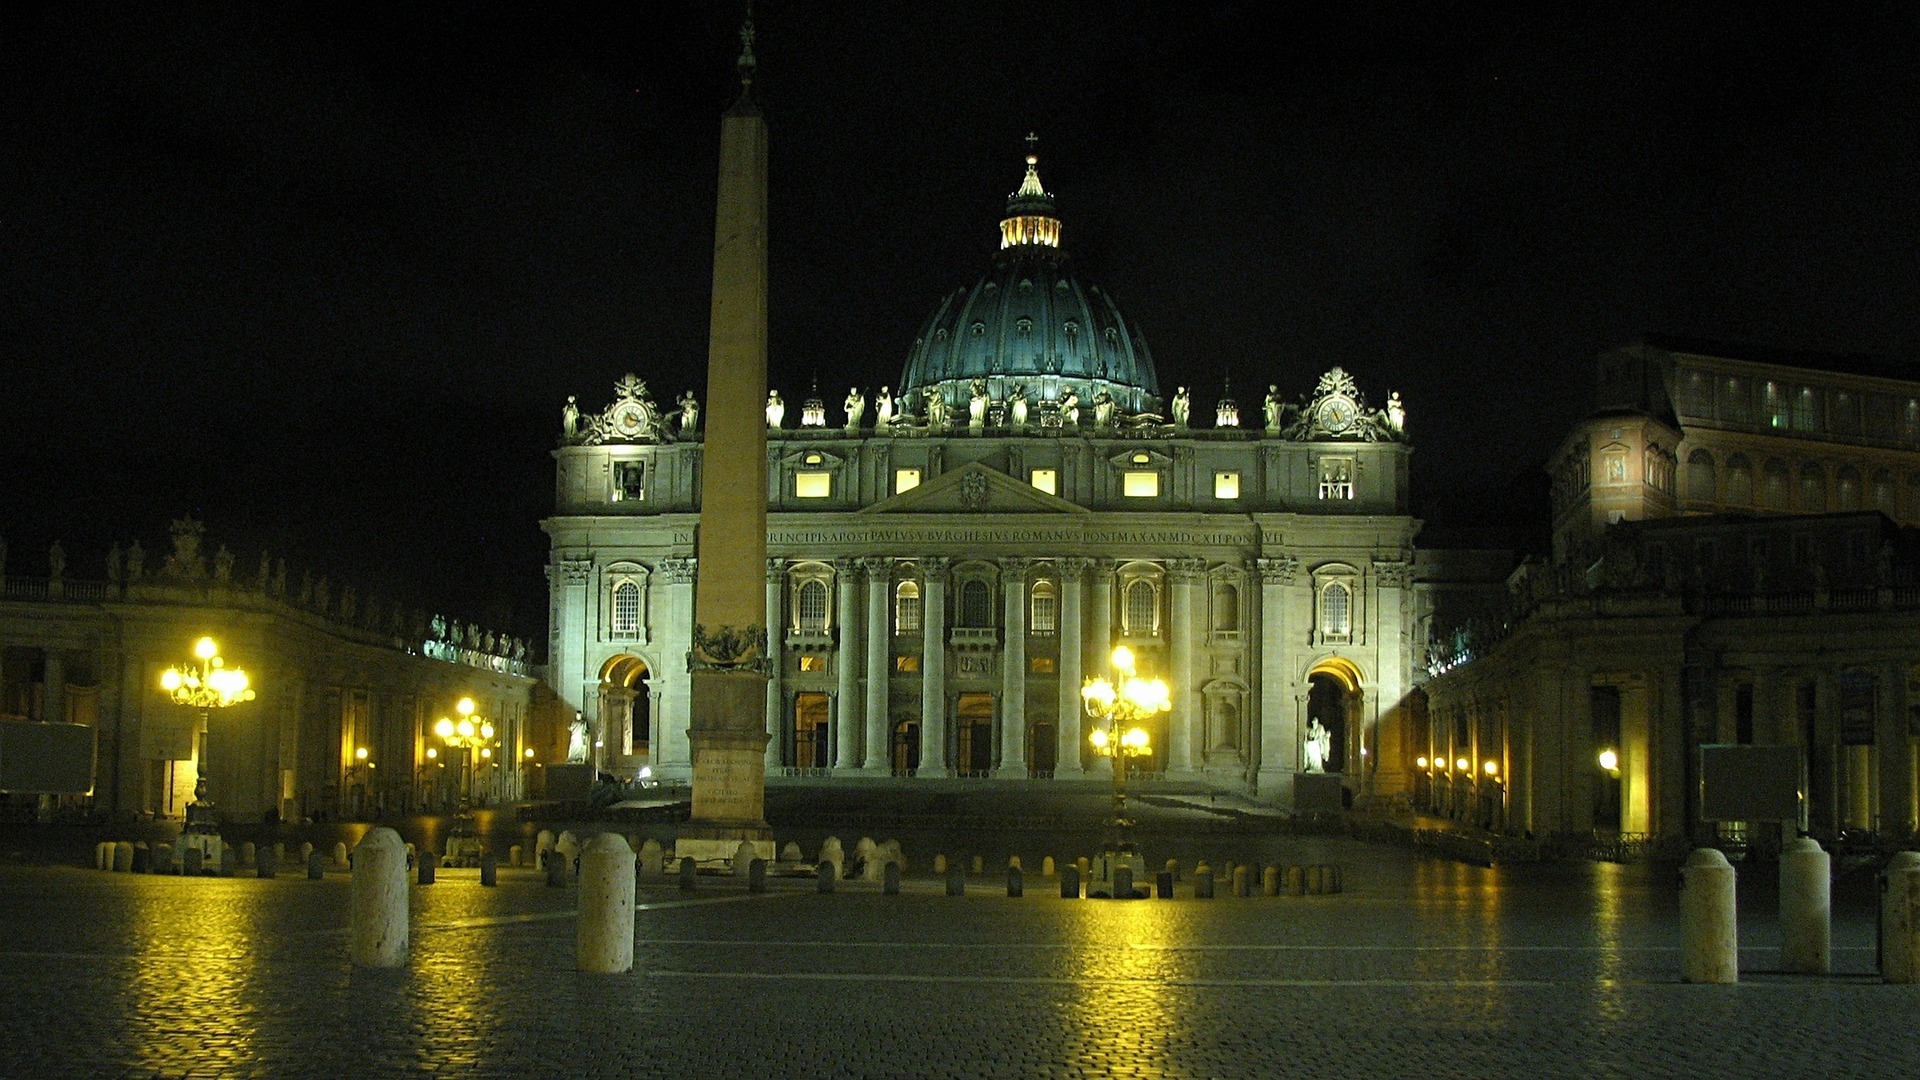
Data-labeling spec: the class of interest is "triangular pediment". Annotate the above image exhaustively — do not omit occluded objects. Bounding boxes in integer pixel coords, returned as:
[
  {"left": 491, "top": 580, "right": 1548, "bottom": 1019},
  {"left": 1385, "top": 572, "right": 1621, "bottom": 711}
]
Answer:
[{"left": 862, "top": 461, "right": 1091, "bottom": 516}]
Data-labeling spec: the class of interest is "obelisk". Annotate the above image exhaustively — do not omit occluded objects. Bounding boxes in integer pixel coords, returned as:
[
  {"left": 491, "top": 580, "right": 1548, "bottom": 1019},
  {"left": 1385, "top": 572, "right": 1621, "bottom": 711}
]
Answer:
[{"left": 677, "top": 14, "right": 775, "bottom": 865}]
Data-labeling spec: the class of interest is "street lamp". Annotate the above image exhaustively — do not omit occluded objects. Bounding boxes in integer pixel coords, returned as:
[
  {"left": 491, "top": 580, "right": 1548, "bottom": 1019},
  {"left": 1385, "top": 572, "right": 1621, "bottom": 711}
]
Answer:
[
  {"left": 1081, "top": 645, "right": 1168, "bottom": 879},
  {"left": 433, "top": 697, "right": 496, "bottom": 807},
  {"left": 160, "top": 636, "right": 254, "bottom": 860}
]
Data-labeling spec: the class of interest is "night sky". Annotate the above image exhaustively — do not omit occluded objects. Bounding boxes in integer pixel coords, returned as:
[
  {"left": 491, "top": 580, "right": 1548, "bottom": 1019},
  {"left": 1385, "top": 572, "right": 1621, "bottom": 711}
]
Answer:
[{"left": 4, "top": 3, "right": 1915, "bottom": 646}]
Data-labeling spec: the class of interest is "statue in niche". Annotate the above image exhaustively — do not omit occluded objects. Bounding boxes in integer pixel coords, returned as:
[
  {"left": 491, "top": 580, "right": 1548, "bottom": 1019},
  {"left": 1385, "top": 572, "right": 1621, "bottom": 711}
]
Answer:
[
  {"left": 1171, "top": 386, "right": 1191, "bottom": 429},
  {"left": 1092, "top": 389, "right": 1115, "bottom": 431},
  {"left": 1061, "top": 389, "right": 1080, "bottom": 427},
  {"left": 1386, "top": 392, "right": 1405, "bottom": 432},
  {"left": 1263, "top": 386, "right": 1282, "bottom": 433},
  {"left": 47, "top": 540, "right": 65, "bottom": 580},
  {"left": 106, "top": 543, "right": 123, "bottom": 583},
  {"left": 676, "top": 390, "right": 700, "bottom": 433},
  {"left": 924, "top": 386, "right": 948, "bottom": 430},
  {"left": 1304, "top": 719, "right": 1332, "bottom": 773},
  {"left": 562, "top": 395, "right": 580, "bottom": 438},
  {"left": 874, "top": 386, "right": 894, "bottom": 430},
  {"left": 127, "top": 540, "right": 145, "bottom": 582},
  {"left": 765, "top": 390, "right": 785, "bottom": 429},
  {"left": 844, "top": 387, "right": 865, "bottom": 430},
  {"left": 213, "top": 545, "right": 234, "bottom": 584},
  {"left": 567, "top": 717, "right": 590, "bottom": 763},
  {"left": 1009, "top": 384, "right": 1029, "bottom": 430},
  {"left": 968, "top": 379, "right": 988, "bottom": 429}
]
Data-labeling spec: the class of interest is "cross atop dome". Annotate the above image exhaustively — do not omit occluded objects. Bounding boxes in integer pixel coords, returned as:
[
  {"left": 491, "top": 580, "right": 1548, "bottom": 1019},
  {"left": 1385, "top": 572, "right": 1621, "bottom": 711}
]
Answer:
[{"left": 1002, "top": 133, "right": 1060, "bottom": 249}]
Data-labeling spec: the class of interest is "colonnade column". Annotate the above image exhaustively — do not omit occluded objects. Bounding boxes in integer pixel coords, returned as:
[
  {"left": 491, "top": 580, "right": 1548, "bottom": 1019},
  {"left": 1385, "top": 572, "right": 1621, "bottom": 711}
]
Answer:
[
  {"left": 862, "top": 558, "right": 891, "bottom": 772},
  {"left": 918, "top": 557, "right": 949, "bottom": 775},
  {"left": 1168, "top": 559, "right": 1202, "bottom": 775},
  {"left": 833, "top": 560, "right": 863, "bottom": 771},
  {"left": 654, "top": 556, "right": 697, "bottom": 773},
  {"left": 996, "top": 558, "right": 1029, "bottom": 778},
  {"left": 1879, "top": 662, "right": 1913, "bottom": 836},
  {"left": 1055, "top": 558, "right": 1087, "bottom": 777},
  {"left": 764, "top": 559, "right": 784, "bottom": 773},
  {"left": 1254, "top": 556, "right": 1299, "bottom": 802},
  {"left": 1085, "top": 559, "right": 1115, "bottom": 777}
]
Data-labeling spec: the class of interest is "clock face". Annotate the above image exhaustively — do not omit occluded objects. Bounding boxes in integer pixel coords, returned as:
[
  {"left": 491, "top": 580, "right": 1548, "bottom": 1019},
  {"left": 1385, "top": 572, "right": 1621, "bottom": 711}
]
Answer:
[
  {"left": 1319, "top": 395, "right": 1356, "bottom": 433},
  {"left": 611, "top": 402, "right": 645, "bottom": 436}
]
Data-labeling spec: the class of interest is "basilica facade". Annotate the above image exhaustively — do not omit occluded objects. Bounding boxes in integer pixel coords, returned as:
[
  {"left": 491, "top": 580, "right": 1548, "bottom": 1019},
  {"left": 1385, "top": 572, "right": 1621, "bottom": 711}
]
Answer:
[{"left": 545, "top": 153, "right": 1423, "bottom": 805}]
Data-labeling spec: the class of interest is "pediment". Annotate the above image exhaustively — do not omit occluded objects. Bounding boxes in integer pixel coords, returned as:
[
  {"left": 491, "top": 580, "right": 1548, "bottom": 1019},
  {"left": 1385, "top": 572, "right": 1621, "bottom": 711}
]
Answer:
[{"left": 861, "top": 461, "right": 1091, "bottom": 516}]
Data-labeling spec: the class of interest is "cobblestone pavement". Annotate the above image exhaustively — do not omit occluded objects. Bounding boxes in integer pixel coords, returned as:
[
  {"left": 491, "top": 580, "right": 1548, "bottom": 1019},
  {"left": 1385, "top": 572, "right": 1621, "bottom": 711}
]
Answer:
[{"left": 2, "top": 840, "right": 1914, "bottom": 1079}]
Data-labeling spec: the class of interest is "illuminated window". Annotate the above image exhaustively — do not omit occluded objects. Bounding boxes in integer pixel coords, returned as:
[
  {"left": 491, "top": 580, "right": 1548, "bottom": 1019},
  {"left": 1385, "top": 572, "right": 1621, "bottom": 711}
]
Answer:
[
  {"left": 1124, "top": 579, "right": 1157, "bottom": 635},
  {"left": 795, "top": 472, "right": 832, "bottom": 498},
  {"left": 1030, "top": 657, "right": 1055, "bottom": 674},
  {"left": 1321, "top": 582, "right": 1351, "bottom": 636},
  {"left": 798, "top": 655, "right": 827, "bottom": 673},
  {"left": 797, "top": 580, "right": 828, "bottom": 631},
  {"left": 1030, "top": 580, "right": 1057, "bottom": 633},
  {"left": 894, "top": 468, "right": 921, "bottom": 494},
  {"left": 613, "top": 461, "right": 645, "bottom": 501},
  {"left": 960, "top": 580, "right": 991, "bottom": 627},
  {"left": 1123, "top": 471, "right": 1159, "bottom": 497},
  {"left": 895, "top": 655, "right": 920, "bottom": 673},
  {"left": 894, "top": 581, "right": 922, "bottom": 634},
  {"left": 1214, "top": 471, "right": 1240, "bottom": 499},
  {"left": 611, "top": 581, "right": 641, "bottom": 637},
  {"left": 1764, "top": 382, "right": 1790, "bottom": 429},
  {"left": 1318, "top": 457, "right": 1353, "bottom": 500},
  {"left": 1030, "top": 469, "right": 1057, "bottom": 494}
]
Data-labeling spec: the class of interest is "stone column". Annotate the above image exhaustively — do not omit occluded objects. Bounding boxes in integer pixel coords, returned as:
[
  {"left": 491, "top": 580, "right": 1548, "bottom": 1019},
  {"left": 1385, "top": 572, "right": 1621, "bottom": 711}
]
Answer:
[
  {"left": 1255, "top": 556, "right": 1299, "bottom": 801},
  {"left": 1055, "top": 558, "right": 1088, "bottom": 777},
  {"left": 654, "top": 556, "right": 697, "bottom": 775},
  {"left": 1086, "top": 559, "right": 1115, "bottom": 777},
  {"left": 862, "top": 558, "right": 892, "bottom": 772},
  {"left": 41, "top": 650, "right": 65, "bottom": 725},
  {"left": 996, "top": 559, "right": 1029, "bottom": 778},
  {"left": 1879, "top": 663, "right": 1913, "bottom": 836},
  {"left": 1168, "top": 559, "right": 1203, "bottom": 775},
  {"left": 918, "top": 557, "right": 950, "bottom": 775},
  {"left": 763, "top": 559, "right": 785, "bottom": 772},
  {"left": 834, "top": 559, "right": 862, "bottom": 771},
  {"left": 554, "top": 556, "right": 593, "bottom": 738}
]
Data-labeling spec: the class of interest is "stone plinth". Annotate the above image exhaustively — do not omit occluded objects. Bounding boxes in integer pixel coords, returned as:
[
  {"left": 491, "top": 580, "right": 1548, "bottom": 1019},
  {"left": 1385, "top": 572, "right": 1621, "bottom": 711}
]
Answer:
[{"left": 1293, "top": 772, "right": 1345, "bottom": 813}]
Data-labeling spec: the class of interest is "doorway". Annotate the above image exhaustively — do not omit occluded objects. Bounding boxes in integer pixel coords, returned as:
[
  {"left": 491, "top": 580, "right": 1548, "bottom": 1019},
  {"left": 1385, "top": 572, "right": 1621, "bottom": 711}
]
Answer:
[
  {"left": 956, "top": 692, "right": 995, "bottom": 775},
  {"left": 793, "top": 692, "right": 830, "bottom": 769}
]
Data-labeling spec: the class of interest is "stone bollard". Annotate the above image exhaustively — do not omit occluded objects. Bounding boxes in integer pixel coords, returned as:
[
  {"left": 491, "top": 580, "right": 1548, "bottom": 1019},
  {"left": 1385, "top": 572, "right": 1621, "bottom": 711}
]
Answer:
[
  {"left": 508, "top": 843, "right": 524, "bottom": 868},
  {"left": 151, "top": 843, "right": 174, "bottom": 875},
  {"left": 480, "top": 852, "right": 498, "bottom": 887},
  {"left": 748, "top": 858, "right": 767, "bottom": 893},
  {"left": 1882, "top": 851, "right": 1920, "bottom": 983},
  {"left": 96, "top": 841, "right": 111, "bottom": 871},
  {"left": 731, "top": 841, "right": 757, "bottom": 878},
  {"left": 306, "top": 848, "right": 325, "bottom": 878},
  {"left": 1009, "top": 855, "right": 1023, "bottom": 872},
  {"left": 933, "top": 854, "right": 948, "bottom": 875},
  {"left": 350, "top": 828, "right": 409, "bottom": 968},
  {"left": 1232, "top": 865, "right": 1249, "bottom": 897},
  {"left": 535, "top": 830, "right": 555, "bottom": 870},
  {"left": 333, "top": 841, "right": 349, "bottom": 868},
  {"left": 180, "top": 846, "right": 201, "bottom": 876},
  {"left": 639, "top": 839, "right": 664, "bottom": 879},
  {"left": 970, "top": 855, "right": 984, "bottom": 875},
  {"left": 879, "top": 840, "right": 904, "bottom": 875},
  {"left": 1156, "top": 871, "right": 1174, "bottom": 899},
  {"left": 1262, "top": 866, "right": 1280, "bottom": 896},
  {"left": 299, "top": 841, "right": 314, "bottom": 864},
  {"left": 1680, "top": 848, "right": 1738, "bottom": 984},
  {"left": 1779, "top": 837, "right": 1830, "bottom": 975},
  {"left": 781, "top": 841, "right": 803, "bottom": 864},
  {"left": 947, "top": 864, "right": 966, "bottom": 896},
  {"left": 1008, "top": 866, "right": 1023, "bottom": 898},
  {"left": 238, "top": 841, "right": 255, "bottom": 869},
  {"left": 884, "top": 861, "right": 901, "bottom": 896},
  {"left": 113, "top": 841, "right": 133, "bottom": 873},
  {"left": 274, "top": 842, "right": 286, "bottom": 866},
  {"left": 816, "top": 861, "right": 836, "bottom": 894},
  {"left": 1307, "top": 865, "right": 1325, "bottom": 896},
  {"left": 678, "top": 856, "right": 697, "bottom": 891},
  {"left": 544, "top": 850, "right": 566, "bottom": 888},
  {"left": 220, "top": 846, "right": 237, "bottom": 877},
  {"left": 1061, "top": 865, "right": 1081, "bottom": 899},
  {"left": 1114, "top": 866, "right": 1134, "bottom": 899},
  {"left": 257, "top": 847, "right": 278, "bottom": 878},
  {"left": 1043, "top": 856, "right": 1056, "bottom": 878},
  {"left": 1076, "top": 856, "right": 1091, "bottom": 882},
  {"left": 820, "top": 836, "right": 844, "bottom": 877},
  {"left": 577, "top": 833, "right": 636, "bottom": 974},
  {"left": 1287, "top": 865, "right": 1305, "bottom": 896},
  {"left": 855, "top": 837, "right": 878, "bottom": 876},
  {"left": 1194, "top": 863, "right": 1214, "bottom": 899},
  {"left": 132, "top": 843, "right": 151, "bottom": 874},
  {"left": 1165, "top": 858, "right": 1180, "bottom": 882}
]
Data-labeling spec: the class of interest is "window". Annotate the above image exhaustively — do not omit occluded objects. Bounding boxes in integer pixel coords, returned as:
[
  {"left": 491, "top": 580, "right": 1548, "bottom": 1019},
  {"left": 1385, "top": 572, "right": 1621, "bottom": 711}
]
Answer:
[
  {"left": 894, "top": 581, "right": 922, "bottom": 634},
  {"left": 1124, "top": 579, "right": 1157, "bottom": 636},
  {"left": 894, "top": 655, "right": 920, "bottom": 673},
  {"left": 1030, "top": 657, "right": 1055, "bottom": 674},
  {"left": 1792, "top": 387, "right": 1819, "bottom": 432},
  {"left": 1123, "top": 471, "right": 1160, "bottom": 497},
  {"left": 894, "top": 468, "right": 921, "bottom": 494},
  {"left": 1764, "top": 382, "right": 1790, "bottom": 429},
  {"left": 798, "top": 580, "right": 828, "bottom": 631},
  {"left": 1030, "top": 581, "right": 1058, "bottom": 633},
  {"left": 798, "top": 655, "right": 827, "bottom": 673},
  {"left": 611, "top": 581, "right": 641, "bottom": 637},
  {"left": 1686, "top": 450, "right": 1716, "bottom": 502},
  {"left": 1030, "top": 469, "right": 1058, "bottom": 494},
  {"left": 613, "top": 461, "right": 645, "bottom": 501},
  {"left": 1214, "top": 471, "right": 1240, "bottom": 499},
  {"left": 1321, "top": 582, "right": 1351, "bottom": 636},
  {"left": 1319, "top": 457, "right": 1354, "bottom": 500},
  {"left": 795, "top": 472, "right": 832, "bottom": 498},
  {"left": 960, "top": 579, "right": 991, "bottom": 627}
]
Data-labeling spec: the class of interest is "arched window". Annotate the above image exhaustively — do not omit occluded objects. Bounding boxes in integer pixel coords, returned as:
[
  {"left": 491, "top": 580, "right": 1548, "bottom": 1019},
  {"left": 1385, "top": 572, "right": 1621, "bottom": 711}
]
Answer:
[
  {"left": 1762, "top": 459, "right": 1791, "bottom": 510},
  {"left": 1872, "top": 470, "right": 1897, "bottom": 516},
  {"left": 1321, "top": 583, "right": 1351, "bottom": 637},
  {"left": 1212, "top": 582, "right": 1239, "bottom": 631},
  {"left": 1030, "top": 580, "right": 1058, "bottom": 633},
  {"left": 1836, "top": 466, "right": 1862, "bottom": 512},
  {"left": 1125, "top": 579, "right": 1157, "bottom": 636},
  {"left": 894, "top": 581, "right": 922, "bottom": 634},
  {"left": 1726, "top": 454, "right": 1754, "bottom": 506},
  {"left": 611, "top": 581, "right": 641, "bottom": 638},
  {"left": 1686, "top": 450, "right": 1716, "bottom": 502},
  {"left": 1797, "top": 462, "right": 1827, "bottom": 512},
  {"left": 960, "top": 579, "right": 991, "bottom": 628},
  {"left": 798, "top": 580, "right": 828, "bottom": 631}
]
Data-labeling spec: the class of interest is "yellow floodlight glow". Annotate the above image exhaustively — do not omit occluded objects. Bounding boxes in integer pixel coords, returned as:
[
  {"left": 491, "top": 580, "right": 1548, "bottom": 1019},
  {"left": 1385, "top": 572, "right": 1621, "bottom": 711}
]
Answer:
[
  {"left": 1483, "top": 759, "right": 1499, "bottom": 777},
  {"left": 1455, "top": 758, "right": 1470, "bottom": 773},
  {"left": 457, "top": 697, "right": 475, "bottom": 718},
  {"left": 1416, "top": 756, "right": 1429, "bottom": 769},
  {"left": 195, "top": 636, "right": 218, "bottom": 660},
  {"left": 434, "top": 717, "right": 454, "bottom": 739},
  {"left": 1597, "top": 748, "right": 1620, "bottom": 773},
  {"left": 355, "top": 747, "right": 368, "bottom": 761}
]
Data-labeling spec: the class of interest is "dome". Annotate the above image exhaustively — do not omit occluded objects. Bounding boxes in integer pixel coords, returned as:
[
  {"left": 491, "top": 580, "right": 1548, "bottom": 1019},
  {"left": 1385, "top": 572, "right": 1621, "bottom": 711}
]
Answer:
[{"left": 898, "top": 150, "right": 1160, "bottom": 415}]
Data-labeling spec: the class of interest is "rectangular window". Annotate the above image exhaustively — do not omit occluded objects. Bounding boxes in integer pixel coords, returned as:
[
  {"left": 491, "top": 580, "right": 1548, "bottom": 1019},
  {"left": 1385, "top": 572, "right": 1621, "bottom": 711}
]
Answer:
[
  {"left": 613, "top": 461, "right": 645, "bottom": 502},
  {"left": 1214, "top": 471, "right": 1240, "bottom": 499},
  {"left": 894, "top": 468, "right": 921, "bottom": 494},
  {"left": 1123, "top": 471, "right": 1160, "bottom": 497},
  {"left": 1030, "top": 592, "right": 1058, "bottom": 633},
  {"left": 798, "top": 655, "right": 827, "bottom": 673},
  {"left": 1030, "top": 468, "right": 1057, "bottom": 494},
  {"left": 1030, "top": 657, "right": 1055, "bottom": 674},
  {"left": 894, "top": 655, "right": 920, "bottom": 673},
  {"left": 1318, "top": 457, "right": 1354, "bottom": 500},
  {"left": 795, "top": 471, "right": 832, "bottom": 498}
]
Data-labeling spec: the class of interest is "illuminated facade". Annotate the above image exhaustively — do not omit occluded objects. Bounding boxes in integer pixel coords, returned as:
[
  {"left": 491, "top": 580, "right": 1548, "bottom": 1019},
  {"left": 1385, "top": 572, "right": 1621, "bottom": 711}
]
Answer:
[
  {"left": 545, "top": 150, "right": 1425, "bottom": 805},
  {"left": 1423, "top": 343, "right": 1920, "bottom": 847}
]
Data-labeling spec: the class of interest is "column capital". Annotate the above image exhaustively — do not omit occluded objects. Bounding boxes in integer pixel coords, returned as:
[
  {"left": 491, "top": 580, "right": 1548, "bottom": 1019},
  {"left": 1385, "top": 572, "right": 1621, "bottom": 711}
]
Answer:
[
  {"left": 1091, "top": 558, "right": 1118, "bottom": 576},
  {"left": 1057, "top": 556, "right": 1093, "bottom": 579},
  {"left": 1373, "top": 559, "right": 1411, "bottom": 588},
  {"left": 660, "top": 556, "right": 698, "bottom": 584},
  {"left": 833, "top": 557, "right": 860, "bottom": 577},
  {"left": 1169, "top": 558, "right": 1206, "bottom": 583},
  {"left": 859, "top": 556, "right": 892, "bottom": 581},
  {"left": 766, "top": 557, "right": 786, "bottom": 583},
  {"left": 1257, "top": 556, "right": 1300, "bottom": 585},
  {"left": 557, "top": 558, "right": 593, "bottom": 585},
  {"left": 920, "top": 556, "right": 951, "bottom": 577},
  {"left": 999, "top": 557, "right": 1031, "bottom": 583}
]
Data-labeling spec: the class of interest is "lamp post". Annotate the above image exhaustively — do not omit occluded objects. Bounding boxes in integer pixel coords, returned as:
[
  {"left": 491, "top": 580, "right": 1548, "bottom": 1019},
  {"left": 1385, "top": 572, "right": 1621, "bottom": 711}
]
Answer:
[
  {"left": 1081, "top": 645, "right": 1168, "bottom": 878},
  {"left": 160, "top": 636, "right": 254, "bottom": 861},
  {"left": 347, "top": 746, "right": 375, "bottom": 818},
  {"left": 433, "top": 697, "right": 496, "bottom": 808}
]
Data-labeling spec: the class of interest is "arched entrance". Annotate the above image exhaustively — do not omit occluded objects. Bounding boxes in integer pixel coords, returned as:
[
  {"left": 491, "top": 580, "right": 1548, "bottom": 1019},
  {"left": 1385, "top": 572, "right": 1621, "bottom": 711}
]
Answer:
[
  {"left": 792, "top": 692, "right": 830, "bottom": 769},
  {"left": 891, "top": 719, "right": 920, "bottom": 775},
  {"left": 1305, "top": 658, "right": 1363, "bottom": 775},
  {"left": 956, "top": 693, "right": 995, "bottom": 776},
  {"left": 598, "top": 655, "right": 651, "bottom": 773},
  {"left": 1027, "top": 721, "right": 1057, "bottom": 777}
]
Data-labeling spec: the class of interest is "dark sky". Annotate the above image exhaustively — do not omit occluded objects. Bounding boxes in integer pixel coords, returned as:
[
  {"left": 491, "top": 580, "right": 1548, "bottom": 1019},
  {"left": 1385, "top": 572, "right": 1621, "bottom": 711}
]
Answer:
[{"left": 4, "top": 2, "right": 1915, "bottom": 645}]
